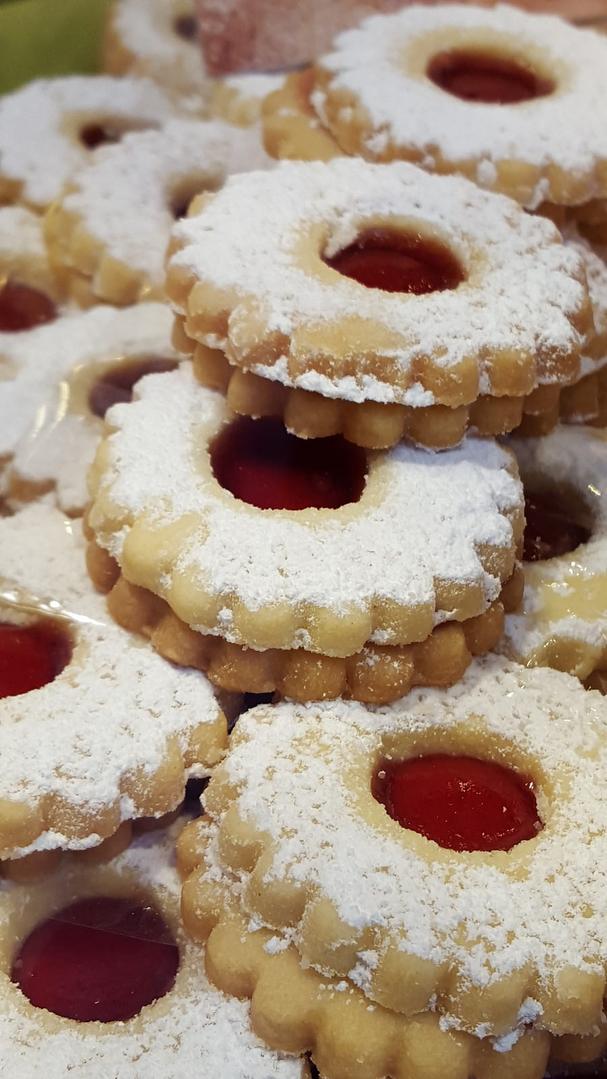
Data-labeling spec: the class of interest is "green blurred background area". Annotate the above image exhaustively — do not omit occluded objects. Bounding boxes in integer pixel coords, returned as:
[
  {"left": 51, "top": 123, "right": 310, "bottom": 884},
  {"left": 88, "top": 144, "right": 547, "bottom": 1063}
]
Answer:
[{"left": 0, "top": 0, "right": 111, "bottom": 94}]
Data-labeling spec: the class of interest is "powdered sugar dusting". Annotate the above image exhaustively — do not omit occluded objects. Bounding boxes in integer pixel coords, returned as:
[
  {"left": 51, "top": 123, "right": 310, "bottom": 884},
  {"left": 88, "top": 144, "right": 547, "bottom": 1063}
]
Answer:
[
  {"left": 170, "top": 158, "right": 586, "bottom": 403},
  {"left": 0, "top": 823, "right": 305, "bottom": 1078},
  {"left": 0, "top": 502, "right": 221, "bottom": 860},
  {"left": 90, "top": 366, "right": 521, "bottom": 640},
  {"left": 210, "top": 656, "right": 607, "bottom": 1003},
  {"left": 316, "top": 4, "right": 607, "bottom": 207},
  {"left": 111, "top": 0, "right": 211, "bottom": 102},
  {"left": 59, "top": 119, "right": 271, "bottom": 291},
  {"left": 0, "top": 303, "right": 177, "bottom": 513},
  {"left": 0, "top": 76, "right": 176, "bottom": 208},
  {"left": 502, "top": 426, "right": 607, "bottom": 671},
  {"left": 565, "top": 227, "right": 607, "bottom": 374},
  {"left": 0, "top": 206, "right": 61, "bottom": 303}
]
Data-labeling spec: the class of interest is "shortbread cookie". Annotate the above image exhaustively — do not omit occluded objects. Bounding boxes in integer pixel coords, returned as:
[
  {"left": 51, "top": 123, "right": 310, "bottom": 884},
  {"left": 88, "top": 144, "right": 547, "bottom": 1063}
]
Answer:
[
  {"left": 0, "top": 823, "right": 307, "bottom": 1078},
  {"left": 1, "top": 303, "right": 179, "bottom": 514},
  {"left": 166, "top": 159, "right": 590, "bottom": 444},
  {"left": 212, "top": 73, "right": 285, "bottom": 127},
  {"left": 46, "top": 120, "right": 271, "bottom": 306},
  {"left": 87, "top": 364, "right": 523, "bottom": 657},
  {"left": 104, "top": 0, "right": 211, "bottom": 107},
  {"left": 515, "top": 231, "right": 607, "bottom": 435},
  {"left": 0, "top": 207, "right": 63, "bottom": 342},
  {"left": 502, "top": 426, "right": 607, "bottom": 679},
  {"left": 262, "top": 69, "right": 343, "bottom": 162},
  {"left": 312, "top": 4, "right": 607, "bottom": 209},
  {"left": 179, "top": 906, "right": 550, "bottom": 1079},
  {"left": 180, "top": 656, "right": 607, "bottom": 1044},
  {"left": 0, "top": 76, "right": 176, "bottom": 210},
  {"left": 0, "top": 501, "right": 226, "bottom": 868},
  {"left": 185, "top": 340, "right": 578, "bottom": 452}
]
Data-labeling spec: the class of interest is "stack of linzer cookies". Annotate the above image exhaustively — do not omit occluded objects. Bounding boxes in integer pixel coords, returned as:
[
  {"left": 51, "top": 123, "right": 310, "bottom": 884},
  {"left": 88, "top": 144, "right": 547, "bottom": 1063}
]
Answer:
[{"left": 1, "top": 1, "right": 607, "bottom": 1076}]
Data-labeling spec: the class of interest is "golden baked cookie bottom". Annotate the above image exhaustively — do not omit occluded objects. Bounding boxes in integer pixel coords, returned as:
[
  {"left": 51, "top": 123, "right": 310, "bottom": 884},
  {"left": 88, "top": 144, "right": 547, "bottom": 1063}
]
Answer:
[
  {"left": 166, "top": 158, "right": 590, "bottom": 417},
  {"left": 177, "top": 830, "right": 551, "bottom": 1079},
  {"left": 185, "top": 333, "right": 592, "bottom": 450},
  {"left": 86, "top": 535, "right": 522, "bottom": 704},
  {"left": 262, "top": 70, "right": 342, "bottom": 163}
]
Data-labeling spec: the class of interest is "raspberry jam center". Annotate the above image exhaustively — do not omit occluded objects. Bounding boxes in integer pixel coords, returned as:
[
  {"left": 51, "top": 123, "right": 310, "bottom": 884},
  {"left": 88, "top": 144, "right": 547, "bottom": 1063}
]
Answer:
[
  {"left": 211, "top": 416, "right": 367, "bottom": 510},
  {"left": 325, "top": 230, "right": 463, "bottom": 294},
  {"left": 12, "top": 896, "right": 179, "bottom": 1023},
  {"left": 88, "top": 356, "right": 178, "bottom": 418},
  {"left": 0, "top": 620, "right": 71, "bottom": 699},
  {"left": 428, "top": 50, "right": 553, "bottom": 105},
  {"left": 373, "top": 754, "right": 541, "bottom": 852},
  {"left": 0, "top": 281, "right": 57, "bottom": 332},
  {"left": 523, "top": 491, "right": 591, "bottom": 562},
  {"left": 174, "top": 14, "right": 197, "bottom": 40}
]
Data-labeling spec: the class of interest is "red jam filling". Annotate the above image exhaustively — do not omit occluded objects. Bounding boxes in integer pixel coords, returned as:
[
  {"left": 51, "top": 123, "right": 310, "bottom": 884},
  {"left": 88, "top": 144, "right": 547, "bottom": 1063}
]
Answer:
[
  {"left": 211, "top": 416, "right": 367, "bottom": 510},
  {"left": 523, "top": 491, "right": 590, "bottom": 562},
  {"left": 0, "top": 621, "right": 71, "bottom": 699},
  {"left": 0, "top": 281, "right": 57, "bottom": 332},
  {"left": 325, "top": 229, "right": 463, "bottom": 294},
  {"left": 88, "top": 356, "right": 178, "bottom": 418},
  {"left": 12, "top": 896, "right": 179, "bottom": 1023},
  {"left": 427, "top": 50, "right": 553, "bottom": 105},
  {"left": 373, "top": 754, "right": 541, "bottom": 852},
  {"left": 173, "top": 14, "right": 197, "bottom": 40}
]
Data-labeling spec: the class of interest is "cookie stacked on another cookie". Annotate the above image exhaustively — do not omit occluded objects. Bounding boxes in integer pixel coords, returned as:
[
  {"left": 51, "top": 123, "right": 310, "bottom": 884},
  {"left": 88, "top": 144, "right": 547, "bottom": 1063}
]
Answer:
[{"left": 263, "top": 4, "right": 607, "bottom": 435}]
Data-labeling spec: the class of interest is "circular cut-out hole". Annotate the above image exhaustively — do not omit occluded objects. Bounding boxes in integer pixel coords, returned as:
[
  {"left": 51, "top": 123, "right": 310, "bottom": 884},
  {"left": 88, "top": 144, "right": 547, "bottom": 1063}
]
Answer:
[
  {"left": 211, "top": 416, "right": 367, "bottom": 510},
  {"left": 80, "top": 123, "right": 124, "bottom": 150},
  {"left": 12, "top": 896, "right": 179, "bottom": 1022},
  {"left": 0, "top": 620, "right": 72, "bottom": 699},
  {"left": 427, "top": 49, "right": 554, "bottom": 105},
  {"left": 0, "top": 280, "right": 57, "bottom": 332},
  {"left": 88, "top": 356, "right": 178, "bottom": 418},
  {"left": 325, "top": 229, "right": 464, "bottom": 294},
  {"left": 373, "top": 754, "right": 541, "bottom": 852},
  {"left": 523, "top": 490, "right": 591, "bottom": 563},
  {"left": 173, "top": 13, "right": 197, "bottom": 41}
]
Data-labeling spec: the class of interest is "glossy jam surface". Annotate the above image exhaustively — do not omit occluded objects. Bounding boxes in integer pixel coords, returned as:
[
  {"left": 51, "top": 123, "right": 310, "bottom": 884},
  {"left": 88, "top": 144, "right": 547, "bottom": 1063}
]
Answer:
[
  {"left": 373, "top": 754, "right": 541, "bottom": 852},
  {"left": 523, "top": 491, "right": 591, "bottom": 562},
  {"left": 88, "top": 356, "right": 178, "bottom": 418},
  {"left": 428, "top": 49, "right": 553, "bottom": 105},
  {"left": 211, "top": 416, "right": 367, "bottom": 510},
  {"left": 0, "top": 281, "right": 57, "bottom": 332},
  {"left": 325, "top": 229, "right": 463, "bottom": 294},
  {"left": 12, "top": 896, "right": 179, "bottom": 1022},
  {"left": 174, "top": 13, "right": 197, "bottom": 40},
  {"left": 0, "top": 620, "right": 72, "bottom": 699}
]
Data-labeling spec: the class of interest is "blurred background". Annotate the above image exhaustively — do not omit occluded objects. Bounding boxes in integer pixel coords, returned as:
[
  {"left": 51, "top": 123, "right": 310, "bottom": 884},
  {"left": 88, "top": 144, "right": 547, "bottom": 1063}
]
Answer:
[{"left": 0, "top": 0, "right": 605, "bottom": 94}]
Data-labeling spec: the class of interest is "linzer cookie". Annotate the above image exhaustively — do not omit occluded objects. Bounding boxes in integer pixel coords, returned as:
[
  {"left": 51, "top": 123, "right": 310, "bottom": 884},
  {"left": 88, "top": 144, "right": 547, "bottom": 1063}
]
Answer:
[
  {"left": 0, "top": 208, "right": 63, "bottom": 342},
  {"left": 310, "top": 4, "right": 607, "bottom": 210},
  {"left": 46, "top": 120, "right": 271, "bottom": 306},
  {"left": 104, "top": 0, "right": 211, "bottom": 108},
  {"left": 0, "top": 502, "right": 226, "bottom": 876},
  {"left": 502, "top": 426, "right": 607, "bottom": 681},
  {"left": 0, "top": 76, "right": 176, "bottom": 210},
  {"left": 86, "top": 364, "right": 523, "bottom": 703},
  {"left": 0, "top": 822, "right": 308, "bottom": 1078},
  {"left": 262, "top": 70, "right": 343, "bottom": 163},
  {"left": 515, "top": 229, "right": 607, "bottom": 434},
  {"left": 167, "top": 158, "right": 590, "bottom": 452},
  {"left": 0, "top": 303, "right": 178, "bottom": 514},
  {"left": 179, "top": 656, "right": 607, "bottom": 1062},
  {"left": 211, "top": 73, "right": 285, "bottom": 127}
]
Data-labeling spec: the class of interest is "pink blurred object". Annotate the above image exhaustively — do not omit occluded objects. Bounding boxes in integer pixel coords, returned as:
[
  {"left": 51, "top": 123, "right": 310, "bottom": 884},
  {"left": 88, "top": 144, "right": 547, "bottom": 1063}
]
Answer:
[{"left": 195, "top": 0, "right": 607, "bottom": 76}]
